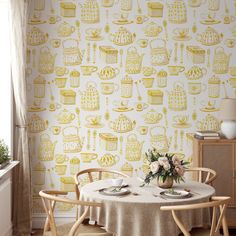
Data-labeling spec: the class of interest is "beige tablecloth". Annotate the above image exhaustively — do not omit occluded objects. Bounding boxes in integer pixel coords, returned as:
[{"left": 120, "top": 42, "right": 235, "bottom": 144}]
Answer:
[{"left": 79, "top": 177, "right": 215, "bottom": 236}]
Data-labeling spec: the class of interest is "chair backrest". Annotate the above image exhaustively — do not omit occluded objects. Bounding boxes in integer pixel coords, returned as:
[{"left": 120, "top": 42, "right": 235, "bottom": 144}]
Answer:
[
  {"left": 39, "top": 190, "right": 102, "bottom": 236},
  {"left": 185, "top": 167, "right": 217, "bottom": 185},
  {"left": 160, "top": 196, "right": 231, "bottom": 236},
  {"left": 74, "top": 168, "right": 129, "bottom": 199}
]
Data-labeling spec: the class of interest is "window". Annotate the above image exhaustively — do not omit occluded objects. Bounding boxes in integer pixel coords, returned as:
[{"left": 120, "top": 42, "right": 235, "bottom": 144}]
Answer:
[{"left": 0, "top": 0, "right": 11, "bottom": 151}]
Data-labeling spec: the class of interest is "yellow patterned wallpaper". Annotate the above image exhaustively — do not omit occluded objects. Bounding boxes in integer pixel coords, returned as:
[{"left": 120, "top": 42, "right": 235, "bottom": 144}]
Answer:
[{"left": 26, "top": 0, "right": 236, "bottom": 213}]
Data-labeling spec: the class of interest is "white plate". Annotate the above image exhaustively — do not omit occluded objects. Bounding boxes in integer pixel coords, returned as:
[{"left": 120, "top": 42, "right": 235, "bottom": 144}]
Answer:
[
  {"left": 162, "top": 190, "right": 190, "bottom": 199},
  {"left": 99, "top": 187, "right": 130, "bottom": 196}
]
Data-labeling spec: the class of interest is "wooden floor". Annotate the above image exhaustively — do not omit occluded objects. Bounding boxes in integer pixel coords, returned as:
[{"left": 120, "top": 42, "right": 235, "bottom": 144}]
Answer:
[
  {"left": 32, "top": 228, "right": 236, "bottom": 236},
  {"left": 31, "top": 229, "right": 43, "bottom": 236}
]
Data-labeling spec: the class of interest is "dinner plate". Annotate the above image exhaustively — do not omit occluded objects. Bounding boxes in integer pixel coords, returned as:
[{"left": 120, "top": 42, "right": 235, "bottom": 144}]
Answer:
[
  {"left": 161, "top": 190, "right": 191, "bottom": 199},
  {"left": 99, "top": 187, "right": 130, "bottom": 196}
]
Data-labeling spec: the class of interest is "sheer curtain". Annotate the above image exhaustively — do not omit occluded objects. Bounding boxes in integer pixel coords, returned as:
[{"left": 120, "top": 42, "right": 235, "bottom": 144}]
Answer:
[{"left": 9, "top": 0, "right": 32, "bottom": 235}]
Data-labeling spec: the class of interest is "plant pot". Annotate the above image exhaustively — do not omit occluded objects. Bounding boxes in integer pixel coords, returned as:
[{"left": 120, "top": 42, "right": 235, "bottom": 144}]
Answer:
[
  {"left": 157, "top": 177, "right": 173, "bottom": 189},
  {"left": 0, "top": 160, "right": 10, "bottom": 170}
]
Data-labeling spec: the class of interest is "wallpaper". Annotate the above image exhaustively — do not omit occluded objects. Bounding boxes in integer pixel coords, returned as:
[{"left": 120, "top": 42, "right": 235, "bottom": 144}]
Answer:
[{"left": 26, "top": 0, "right": 236, "bottom": 214}]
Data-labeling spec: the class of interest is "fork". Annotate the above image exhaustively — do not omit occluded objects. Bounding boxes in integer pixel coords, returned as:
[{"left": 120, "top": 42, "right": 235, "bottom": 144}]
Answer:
[{"left": 153, "top": 193, "right": 167, "bottom": 200}]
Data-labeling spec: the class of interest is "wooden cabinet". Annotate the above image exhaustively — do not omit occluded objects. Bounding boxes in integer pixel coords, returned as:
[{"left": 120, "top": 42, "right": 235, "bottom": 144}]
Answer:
[
  {"left": 0, "top": 161, "right": 19, "bottom": 236},
  {"left": 193, "top": 138, "right": 236, "bottom": 227}
]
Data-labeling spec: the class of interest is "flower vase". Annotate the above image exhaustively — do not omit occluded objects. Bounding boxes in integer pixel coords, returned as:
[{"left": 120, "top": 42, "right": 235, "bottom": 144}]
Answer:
[{"left": 157, "top": 177, "right": 173, "bottom": 189}]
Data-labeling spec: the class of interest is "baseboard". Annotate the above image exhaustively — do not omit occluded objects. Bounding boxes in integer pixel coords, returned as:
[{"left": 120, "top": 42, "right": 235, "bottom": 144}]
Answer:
[
  {"left": 4, "top": 224, "right": 12, "bottom": 236},
  {"left": 32, "top": 213, "right": 75, "bottom": 229}
]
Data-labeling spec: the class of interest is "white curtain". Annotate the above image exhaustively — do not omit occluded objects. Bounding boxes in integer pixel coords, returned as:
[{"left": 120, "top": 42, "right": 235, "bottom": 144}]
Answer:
[{"left": 9, "top": 0, "right": 32, "bottom": 235}]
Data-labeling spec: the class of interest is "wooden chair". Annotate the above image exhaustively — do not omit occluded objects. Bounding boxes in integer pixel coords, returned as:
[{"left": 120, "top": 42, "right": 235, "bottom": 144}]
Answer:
[
  {"left": 160, "top": 196, "right": 231, "bottom": 236},
  {"left": 185, "top": 167, "right": 217, "bottom": 185},
  {"left": 74, "top": 168, "right": 129, "bottom": 199},
  {"left": 39, "top": 190, "right": 113, "bottom": 236}
]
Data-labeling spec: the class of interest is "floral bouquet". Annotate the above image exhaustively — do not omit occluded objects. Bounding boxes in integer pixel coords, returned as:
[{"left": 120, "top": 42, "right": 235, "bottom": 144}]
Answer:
[{"left": 143, "top": 149, "right": 189, "bottom": 186}]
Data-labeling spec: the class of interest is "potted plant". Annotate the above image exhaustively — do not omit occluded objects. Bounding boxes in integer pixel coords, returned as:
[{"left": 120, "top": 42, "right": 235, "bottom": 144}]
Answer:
[
  {"left": 142, "top": 148, "right": 189, "bottom": 188},
  {"left": 0, "top": 139, "right": 10, "bottom": 169}
]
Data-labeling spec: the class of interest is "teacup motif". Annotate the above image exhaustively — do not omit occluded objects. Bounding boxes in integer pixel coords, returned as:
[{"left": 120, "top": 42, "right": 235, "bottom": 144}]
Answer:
[
  {"left": 55, "top": 77, "right": 67, "bottom": 88},
  {"left": 100, "top": 82, "right": 119, "bottom": 95},
  {"left": 55, "top": 165, "right": 67, "bottom": 175},
  {"left": 188, "top": 0, "right": 206, "bottom": 7},
  {"left": 48, "top": 15, "right": 61, "bottom": 24},
  {"left": 173, "top": 115, "right": 188, "bottom": 125},
  {"left": 55, "top": 154, "right": 69, "bottom": 164},
  {"left": 102, "top": 0, "right": 115, "bottom": 7},
  {"left": 168, "top": 66, "right": 185, "bottom": 76},
  {"left": 229, "top": 78, "right": 236, "bottom": 88},
  {"left": 86, "top": 115, "right": 101, "bottom": 125},
  {"left": 80, "top": 152, "right": 98, "bottom": 163},
  {"left": 188, "top": 82, "right": 206, "bottom": 95},
  {"left": 86, "top": 28, "right": 102, "bottom": 38},
  {"left": 142, "top": 67, "right": 157, "bottom": 76},
  {"left": 229, "top": 67, "right": 236, "bottom": 76},
  {"left": 55, "top": 67, "right": 69, "bottom": 76},
  {"left": 135, "top": 103, "right": 149, "bottom": 111},
  {"left": 81, "top": 66, "right": 98, "bottom": 76},
  {"left": 201, "top": 100, "right": 216, "bottom": 110},
  {"left": 113, "top": 100, "right": 129, "bottom": 109},
  {"left": 173, "top": 28, "right": 189, "bottom": 38},
  {"left": 136, "top": 15, "right": 149, "bottom": 24},
  {"left": 142, "top": 78, "right": 154, "bottom": 88}
]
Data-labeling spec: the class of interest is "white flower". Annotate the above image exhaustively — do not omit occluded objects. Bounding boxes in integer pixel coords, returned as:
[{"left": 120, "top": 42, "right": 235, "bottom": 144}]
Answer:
[
  {"left": 158, "top": 157, "right": 168, "bottom": 166},
  {"left": 163, "top": 163, "right": 171, "bottom": 171},
  {"left": 150, "top": 161, "right": 159, "bottom": 173}
]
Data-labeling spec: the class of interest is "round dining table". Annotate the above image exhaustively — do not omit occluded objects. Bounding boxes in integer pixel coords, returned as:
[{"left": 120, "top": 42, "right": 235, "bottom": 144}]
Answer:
[{"left": 79, "top": 177, "right": 215, "bottom": 236}]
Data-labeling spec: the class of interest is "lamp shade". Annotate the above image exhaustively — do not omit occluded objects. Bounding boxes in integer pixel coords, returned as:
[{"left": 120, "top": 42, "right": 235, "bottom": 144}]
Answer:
[{"left": 219, "top": 98, "right": 236, "bottom": 121}]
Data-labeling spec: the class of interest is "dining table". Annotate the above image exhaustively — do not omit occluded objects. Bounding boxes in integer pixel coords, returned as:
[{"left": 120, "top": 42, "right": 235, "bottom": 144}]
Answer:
[{"left": 78, "top": 177, "right": 215, "bottom": 236}]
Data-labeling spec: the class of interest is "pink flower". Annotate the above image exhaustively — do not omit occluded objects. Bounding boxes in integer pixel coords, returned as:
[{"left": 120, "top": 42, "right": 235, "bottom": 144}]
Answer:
[
  {"left": 175, "top": 165, "right": 185, "bottom": 176},
  {"left": 172, "top": 155, "right": 181, "bottom": 166},
  {"left": 150, "top": 161, "right": 159, "bottom": 173}
]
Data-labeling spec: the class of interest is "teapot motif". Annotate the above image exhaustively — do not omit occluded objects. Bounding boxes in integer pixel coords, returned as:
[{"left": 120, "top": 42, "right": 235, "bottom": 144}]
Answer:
[
  {"left": 56, "top": 109, "right": 75, "bottom": 124},
  {"left": 197, "top": 27, "right": 223, "bottom": 46},
  {"left": 97, "top": 153, "right": 120, "bottom": 167},
  {"left": 150, "top": 126, "right": 170, "bottom": 152},
  {"left": 144, "top": 22, "right": 162, "bottom": 37},
  {"left": 57, "top": 21, "right": 75, "bottom": 37},
  {"left": 143, "top": 109, "right": 163, "bottom": 124},
  {"left": 197, "top": 114, "right": 220, "bottom": 131},
  {"left": 110, "top": 114, "right": 136, "bottom": 133},
  {"left": 39, "top": 134, "right": 57, "bottom": 161},
  {"left": 98, "top": 66, "right": 120, "bottom": 80},
  {"left": 125, "top": 134, "right": 144, "bottom": 161},
  {"left": 150, "top": 39, "right": 172, "bottom": 66},
  {"left": 185, "top": 66, "right": 207, "bottom": 80},
  {"left": 27, "top": 27, "right": 48, "bottom": 46},
  {"left": 110, "top": 27, "right": 136, "bottom": 46}
]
